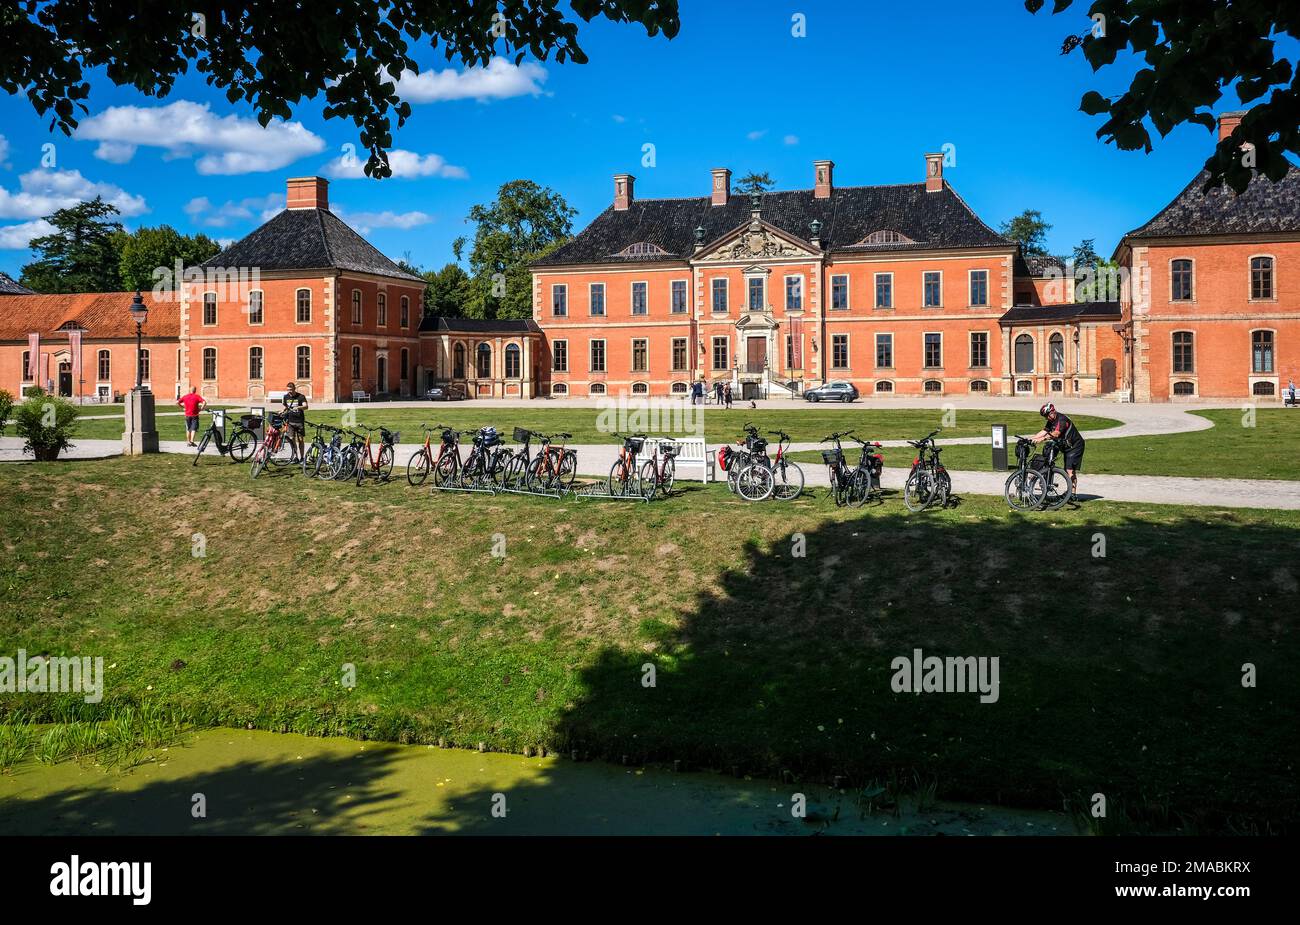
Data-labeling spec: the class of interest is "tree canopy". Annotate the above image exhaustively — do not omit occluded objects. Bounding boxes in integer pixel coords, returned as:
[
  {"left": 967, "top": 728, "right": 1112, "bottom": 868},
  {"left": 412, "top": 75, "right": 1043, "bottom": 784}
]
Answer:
[
  {"left": 1000, "top": 209, "right": 1053, "bottom": 256},
  {"left": 1026, "top": 0, "right": 1299, "bottom": 192},
  {"left": 0, "top": 1, "right": 680, "bottom": 178},
  {"left": 117, "top": 225, "right": 221, "bottom": 291},
  {"left": 19, "top": 198, "right": 123, "bottom": 293},
  {"left": 734, "top": 172, "right": 775, "bottom": 195}
]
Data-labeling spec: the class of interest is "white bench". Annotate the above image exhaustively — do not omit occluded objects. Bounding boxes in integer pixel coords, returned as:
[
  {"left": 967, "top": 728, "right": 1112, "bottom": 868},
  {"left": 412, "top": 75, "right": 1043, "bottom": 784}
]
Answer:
[
  {"left": 642, "top": 436, "right": 712, "bottom": 483},
  {"left": 267, "top": 390, "right": 287, "bottom": 403},
  {"left": 352, "top": 389, "right": 371, "bottom": 402}
]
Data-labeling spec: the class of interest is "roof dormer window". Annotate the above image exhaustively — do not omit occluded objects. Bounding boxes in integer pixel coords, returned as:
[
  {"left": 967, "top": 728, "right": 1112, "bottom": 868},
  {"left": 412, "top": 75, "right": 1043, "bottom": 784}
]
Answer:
[
  {"left": 857, "top": 230, "right": 914, "bottom": 246},
  {"left": 615, "top": 242, "right": 670, "bottom": 257}
]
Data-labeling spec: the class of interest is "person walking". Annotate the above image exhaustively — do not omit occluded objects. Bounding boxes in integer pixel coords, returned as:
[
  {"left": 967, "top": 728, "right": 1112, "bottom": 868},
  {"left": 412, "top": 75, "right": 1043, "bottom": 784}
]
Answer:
[
  {"left": 691, "top": 379, "right": 704, "bottom": 406},
  {"left": 723, "top": 381, "right": 734, "bottom": 410},
  {"left": 177, "top": 387, "right": 206, "bottom": 447},
  {"left": 714, "top": 380, "right": 724, "bottom": 405}
]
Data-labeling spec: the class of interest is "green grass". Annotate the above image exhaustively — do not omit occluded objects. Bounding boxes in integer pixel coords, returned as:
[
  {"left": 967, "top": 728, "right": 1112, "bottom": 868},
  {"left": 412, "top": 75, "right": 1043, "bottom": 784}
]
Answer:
[
  {"left": 1, "top": 454, "right": 1296, "bottom": 832},
  {"left": 790, "top": 409, "right": 1300, "bottom": 480},
  {"left": 67, "top": 405, "right": 1120, "bottom": 446}
]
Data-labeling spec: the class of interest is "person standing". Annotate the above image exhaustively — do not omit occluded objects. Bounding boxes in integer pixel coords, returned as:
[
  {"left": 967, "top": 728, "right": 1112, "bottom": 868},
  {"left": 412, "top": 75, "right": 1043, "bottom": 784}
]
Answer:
[
  {"left": 715, "top": 380, "right": 724, "bottom": 405},
  {"left": 1288, "top": 378, "right": 1296, "bottom": 407},
  {"left": 723, "top": 381, "right": 734, "bottom": 410},
  {"left": 282, "top": 381, "right": 308, "bottom": 462},
  {"left": 177, "top": 387, "right": 206, "bottom": 447}
]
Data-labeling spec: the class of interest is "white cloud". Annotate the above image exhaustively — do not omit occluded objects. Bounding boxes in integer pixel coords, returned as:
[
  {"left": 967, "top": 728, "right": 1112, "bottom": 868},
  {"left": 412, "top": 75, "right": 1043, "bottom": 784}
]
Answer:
[
  {"left": 184, "top": 193, "right": 284, "bottom": 228},
  {"left": 0, "top": 135, "right": 10, "bottom": 169},
  {"left": 0, "top": 218, "right": 55, "bottom": 249},
  {"left": 322, "top": 148, "right": 467, "bottom": 180},
  {"left": 78, "top": 100, "right": 325, "bottom": 175},
  {"left": 746, "top": 129, "right": 767, "bottom": 141},
  {"left": 396, "top": 59, "right": 547, "bottom": 103},
  {"left": 332, "top": 205, "right": 432, "bottom": 233},
  {"left": 784, "top": 134, "right": 799, "bottom": 146},
  {"left": 612, "top": 114, "right": 626, "bottom": 124},
  {"left": 0, "top": 168, "right": 147, "bottom": 220}
]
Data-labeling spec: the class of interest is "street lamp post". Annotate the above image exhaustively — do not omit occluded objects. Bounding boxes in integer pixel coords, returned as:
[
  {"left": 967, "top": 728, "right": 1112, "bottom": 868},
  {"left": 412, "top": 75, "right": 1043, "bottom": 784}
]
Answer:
[
  {"left": 122, "top": 289, "right": 159, "bottom": 455},
  {"left": 130, "top": 289, "right": 148, "bottom": 390}
]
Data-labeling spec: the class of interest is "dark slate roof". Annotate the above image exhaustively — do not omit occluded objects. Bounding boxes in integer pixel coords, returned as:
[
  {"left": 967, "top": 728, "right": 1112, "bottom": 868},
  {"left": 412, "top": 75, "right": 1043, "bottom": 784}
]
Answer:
[
  {"left": 1015, "top": 253, "right": 1068, "bottom": 277},
  {"left": 999, "top": 302, "right": 1121, "bottom": 325},
  {"left": 1124, "top": 165, "right": 1300, "bottom": 240},
  {"left": 201, "top": 208, "right": 423, "bottom": 282},
  {"left": 0, "top": 271, "right": 34, "bottom": 295},
  {"left": 418, "top": 316, "right": 542, "bottom": 334},
  {"left": 534, "top": 182, "right": 1010, "bottom": 266}
]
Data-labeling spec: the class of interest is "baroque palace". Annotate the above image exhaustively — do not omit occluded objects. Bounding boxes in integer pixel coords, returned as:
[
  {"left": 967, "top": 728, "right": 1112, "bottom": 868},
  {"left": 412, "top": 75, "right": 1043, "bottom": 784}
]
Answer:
[{"left": 1, "top": 111, "right": 1297, "bottom": 403}]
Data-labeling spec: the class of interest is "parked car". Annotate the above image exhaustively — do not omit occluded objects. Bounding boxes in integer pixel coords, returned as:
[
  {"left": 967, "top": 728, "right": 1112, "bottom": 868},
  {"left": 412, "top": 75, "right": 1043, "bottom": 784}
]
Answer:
[
  {"left": 425, "top": 383, "right": 466, "bottom": 401},
  {"left": 804, "top": 380, "right": 859, "bottom": 403}
]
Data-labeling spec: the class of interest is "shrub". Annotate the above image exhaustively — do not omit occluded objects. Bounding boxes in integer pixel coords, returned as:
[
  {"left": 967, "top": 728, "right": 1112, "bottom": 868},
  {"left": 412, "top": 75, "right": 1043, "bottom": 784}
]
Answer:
[
  {"left": 14, "top": 389, "right": 78, "bottom": 461},
  {"left": 0, "top": 389, "right": 13, "bottom": 436}
]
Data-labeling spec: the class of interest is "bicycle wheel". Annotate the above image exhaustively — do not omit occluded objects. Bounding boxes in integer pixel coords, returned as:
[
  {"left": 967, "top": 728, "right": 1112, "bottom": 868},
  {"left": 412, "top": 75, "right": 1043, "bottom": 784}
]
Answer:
[
  {"left": 848, "top": 468, "right": 874, "bottom": 507},
  {"left": 322, "top": 449, "right": 342, "bottom": 481},
  {"left": 638, "top": 459, "right": 660, "bottom": 500},
  {"left": 460, "top": 450, "right": 482, "bottom": 488},
  {"left": 933, "top": 470, "right": 952, "bottom": 509},
  {"left": 336, "top": 446, "right": 358, "bottom": 481},
  {"left": 735, "top": 464, "right": 774, "bottom": 502},
  {"left": 192, "top": 431, "right": 211, "bottom": 466},
  {"left": 772, "top": 460, "right": 804, "bottom": 501},
  {"left": 228, "top": 427, "right": 256, "bottom": 463},
  {"left": 501, "top": 454, "right": 525, "bottom": 489},
  {"left": 558, "top": 449, "right": 578, "bottom": 491},
  {"left": 1004, "top": 469, "right": 1048, "bottom": 512},
  {"left": 302, "top": 442, "right": 321, "bottom": 478},
  {"left": 831, "top": 468, "right": 849, "bottom": 507},
  {"left": 608, "top": 459, "right": 633, "bottom": 497},
  {"left": 1041, "top": 467, "right": 1073, "bottom": 510},
  {"left": 433, "top": 451, "right": 458, "bottom": 487},
  {"left": 407, "top": 448, "right": 432, "bottom": 486},
  {"left": 726, "top": 452, "right": 748, "bottom": 494},
  {"left": 903, "top": 469, "right": 933, "bottom": 513},
  {"left": 377, "top": 444, "right": 395, "bottom": 480},
  {"left": 249, "top": 444, "right": 267, "bottom": 479},
  {"left": 270, "top": 435, "right": 295, "bottom": 467}
]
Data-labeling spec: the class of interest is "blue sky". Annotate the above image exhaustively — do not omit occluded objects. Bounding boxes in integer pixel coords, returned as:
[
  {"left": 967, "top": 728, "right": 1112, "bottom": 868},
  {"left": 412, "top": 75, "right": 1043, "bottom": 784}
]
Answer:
[{"left": 0, "top": 0, "right": 1289, "bottom": 278}]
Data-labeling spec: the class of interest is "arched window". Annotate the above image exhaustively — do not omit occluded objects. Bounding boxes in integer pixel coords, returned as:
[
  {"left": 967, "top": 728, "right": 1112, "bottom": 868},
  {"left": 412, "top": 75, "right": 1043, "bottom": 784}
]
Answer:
[
  {"left": 97, "top": 350, "right": 111, "bottom": 381},
  {"left": 1050, "top": 379, "right": 1063, "bottom": 392},
  {"left": 1016, "top": 379, "right": 1033, "bottom": 393},
  {"left": 375, "top": 355, "right": 386, "bottom": 391},
  {"left": 875, "top": 380, "right": 893, "bottom": 393},
  {"left": 632, "top": 382, "right": 649, "bottom": 394},
  {"left": 476, "top": 343, "right": 492, "bottom": 378},
  {"left": 21, "top": 350, "right": 32, "bottom": 381},
  {"left": 296, "top": 288, "right": 312, "bottom": 323},
  {"left": 1173, "top": 381, "right": 1195, "bottom": 396},
  {"left": 377, "top": 292, "right": 387, "bottom": 326},
  {"left": 504, "top": 343, "right": 521, "bottom": 379},
  {"left": 1171, "top": 259, "right": 1193, "bottom": 301},
  {"left": 969, "top": 379, "right": 989, "bottom": 392},
  {"left": 453, "top": 343, "right": 466, "bottom": 379},
  {"left": 1049, "top": 333, "right": 1065, "bottom": 373},
  {"left": 202, "top": 292, "right": 217, "bottom": 325},
  {"left": 351, "top": 345, "right": 362, "bottom": 380},
  {"left": 1015, "top": 334, "right": 1035, "bottom": 374},
  {"left": 671, "top": 381, "right": 688, "bottom": 394},
  {"left": 923, "top": 379, "right": 943, "bottom": 392},
  {"left": 1252, "top": 330, "right": 1275, "bottom": 373},
  {"left": 296, "top": 346, "right": 311, "bottom": 380},
  {"left": 1253, "top": 381, "right": 1275, "bottom": 396},
  {"left": 1251, "top": 256, "right": 1275, "bottom": 300},
  {"left": 249, "top": 346, "right": 264, "bottom": 380},
  {"left": 589, "top": 382, "right": 607, "bottom": 395},
  {"left": 351, "top": 289, "right": 362, "bottom": 325},
  {"left": 1173, "top": 331, "right": 1194, "bottom": 374},
  {"left": 202, "top": 347, "right": 216, "bottom": 380},
  {"left": 400, "top": 295, "right": 410, "bottom": 328},
  {"left": 248, "top": 290, "right": 264, "bottom": 324},
  {"left": 551, "top": 383, "right": 568, "bottom": 395}
]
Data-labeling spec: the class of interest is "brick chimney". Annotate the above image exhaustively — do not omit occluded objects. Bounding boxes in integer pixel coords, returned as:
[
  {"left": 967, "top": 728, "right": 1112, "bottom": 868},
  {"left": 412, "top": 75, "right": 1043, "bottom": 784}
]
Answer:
[
  {"left": 286, "top": 176, "right": 329, "bottom": 210},
  {"left": 710, "top": 168, "right": 731, "bottom": 206},
  {"left": 813, "top": 160, "right": 834, "bottom": 199},
  {"left": 924, "top": 153, "right": 944, "bottom": 193},
  {"left": 1218, "top": 110, "right": 1247, "bottom": 143},
  {"left": 613, "top": 174, "right": 635, "bottom": 211}
]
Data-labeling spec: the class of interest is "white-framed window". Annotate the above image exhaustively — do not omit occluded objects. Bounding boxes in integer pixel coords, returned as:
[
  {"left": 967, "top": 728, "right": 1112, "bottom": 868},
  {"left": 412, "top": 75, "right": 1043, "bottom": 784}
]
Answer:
[
  {"left": 552, "top": 382, "right": 569, "bottom": 395},
  {"left": 712, "top": 336, "right": 729, "bottom": 370},
  {"left": 297, "top": 345, "right": 311, "bottom": 381},
  {"left": 969, "top": 379, "right": 989, "bottom": 392},
  {"left": 631, "top": 382, "right": 649, "bottom": 395},
  {"left": 476, "top": 343, "right": 492, "bottom": 378},
  {"left": 831, "top": 333, "right": 849, "bottom": 369},
  {"left": 1015, "top": 334, "right": 1035, "bottom": 373},
  {"left": 202, "top": 291, "right": 217, "bottom": 326},
  {"left": 296, "top": 288, "right": 311, "bottom": 323},
  {"left": 631, "top": 338, "right": 648, "bottom": 373},
  {"left": 671, "top": 381, "right": 689, "bottom": 395},
  {"left": 712, "top": 278, "right": 728, "bottom": 313},
  {"left": 1049, "top": 332, "right": 1065, "bottom": 373},
  {"left": 589, "top": 282, "right": 605, "bottom": 316},
  {"left": 202, "top": 347, "right": 217, "bottom": 380},
  {"left": 785, "top": 275, "right": 803, "bottom": 311},
  {"left": 671, "top": 337, "right": 688, "bottom": 371},
  {"left": 96, "top": 349, "right": 110, "bottom": 381},
  {"left": 923, "top": 379, "right": 943, "bottom": 393},
  {"left": 1252, "top": 329, "right": 1275, "bottom": 373},
  {"left": 351, "top": 289, "right": 362, "bottom": 324},
  {"left": 970, "top": 331, "right": 989, "bottom": 368},
  {"left": 830, "top": 274, "right": 849, "bottom": 310},
  {"left": 590, "top": 339, "right": 607, "bottom": 373},
  {"left": 923, "top": 271, "right": 942, "bottom": 307},
  {"left": 138, "top": 348, "right": 151, "bottom": 383},
  {"left": 923, "top": 332, "right": 942, "bottom": 368},
  {"left": 875, "top": 380, "right": 894, "bottom": 393},
  {"left": 671, "top": 279, "right": 688, "bottom": 314},
  {"left": 505, "top": 343, "right": 521, "bottom": 379},
  {"left": 247, "top": 289, "right": 264, "bottom": 325},
  {"left": 552, "top": 339, "right": 568, "bottom": 372},
  {"left": 552, "top": 284, "right": 568, "bottom": 317},
  {"left": 377, "top": 292, "right": 388, "bottom": 327},
  {"left": 589, "top": 382, "right": 606, "bottom": 396},
  {"left": 1170, "top": 258, "right": 1194, "bottom": 302},
  {"left": 248, "top": 346, "right": 263, "bottom": 380},
  {"left": 875, "top": 333, "right": 893, "bottom": 368},
  {"left": 1250, "top": 255, "right": 1275, "bottom": 300},
  {"left": 631, "top": 280, "right": 648, "bottom": 315},
  {"left": 1173, "top": 330, "right": 1194, "bottom": 374},
  {"left": 874, "top": 273, "right": 893, "bottom": 309},
  {"left": 969, "top": 269, "right": 989, "bottom": 307},
  {"left": 747, "top": 276, "right": 765, "bottom": 311}
]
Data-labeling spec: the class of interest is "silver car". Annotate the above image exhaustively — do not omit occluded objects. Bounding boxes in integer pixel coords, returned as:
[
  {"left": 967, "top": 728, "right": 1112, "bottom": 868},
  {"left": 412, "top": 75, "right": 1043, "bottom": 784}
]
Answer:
[{"left": 804, "top": 380, "right": 859, "bottom": 403}]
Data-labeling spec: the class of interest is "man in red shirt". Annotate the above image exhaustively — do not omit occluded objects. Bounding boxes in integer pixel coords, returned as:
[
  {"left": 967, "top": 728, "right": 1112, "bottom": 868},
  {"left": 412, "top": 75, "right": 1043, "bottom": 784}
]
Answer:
[{"left": 178, "top": 387, "right": 206, "bottom": 446}]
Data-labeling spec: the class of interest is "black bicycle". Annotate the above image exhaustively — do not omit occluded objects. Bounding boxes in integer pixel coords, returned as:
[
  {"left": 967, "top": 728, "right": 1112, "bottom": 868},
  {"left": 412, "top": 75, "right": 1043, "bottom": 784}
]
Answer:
[
  {"left": 192, "top": 409, "right": 258, "bottom": 465},
  {"left": 1005, "top": 436, "right": 1050, "bottom": 511},
  {"left": 903, "top": 430, "right": 951, "bottom": 512},
  {"left": 820, "top": 430, "right": 882, "bottom": 507}
]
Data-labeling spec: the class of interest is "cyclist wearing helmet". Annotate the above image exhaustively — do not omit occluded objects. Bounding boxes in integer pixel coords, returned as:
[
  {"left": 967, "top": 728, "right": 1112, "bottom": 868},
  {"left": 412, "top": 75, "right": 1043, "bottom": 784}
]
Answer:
[{"left": 1031, "top": 402, "right": 1084, "bottom": 490}]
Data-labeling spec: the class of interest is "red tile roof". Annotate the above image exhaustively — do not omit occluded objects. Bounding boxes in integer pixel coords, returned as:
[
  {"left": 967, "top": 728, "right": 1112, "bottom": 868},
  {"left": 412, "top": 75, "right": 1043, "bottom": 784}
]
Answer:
[{"left": 0, "top": 291, "right": 180, "bottom": 341}]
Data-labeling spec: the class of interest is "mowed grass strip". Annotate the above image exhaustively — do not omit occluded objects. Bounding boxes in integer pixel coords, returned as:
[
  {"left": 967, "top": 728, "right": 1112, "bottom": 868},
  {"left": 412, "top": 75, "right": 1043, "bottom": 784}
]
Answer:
[
  {"left": 1, "top": 455, "right": 1296, "bottom": 831},
  {"left": 790, "top": 409, "right": 1300, "bottom": 480},
  {"left": 69, "top": 406, "right": 1119, "bottom": 447}
]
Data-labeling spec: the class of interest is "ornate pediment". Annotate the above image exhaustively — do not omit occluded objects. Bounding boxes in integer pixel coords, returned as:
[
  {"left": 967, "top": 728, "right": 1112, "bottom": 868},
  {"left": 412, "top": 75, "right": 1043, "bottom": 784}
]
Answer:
[{"left": 695, "top": 220, "right": 817, "bottom": 263}]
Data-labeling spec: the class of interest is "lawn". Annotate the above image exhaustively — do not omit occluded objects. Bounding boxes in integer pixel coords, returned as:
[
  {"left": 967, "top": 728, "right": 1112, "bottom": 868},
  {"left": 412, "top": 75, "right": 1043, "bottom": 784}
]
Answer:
[
  {"left": 790, "top": 409, "right": 1300, "bottom": 480},
  {"left": 1, "top": 455, "right": 1296, "bottom": 832},
  {"left": 67, "top": 405, "right": 1119, "bottom": 447}
]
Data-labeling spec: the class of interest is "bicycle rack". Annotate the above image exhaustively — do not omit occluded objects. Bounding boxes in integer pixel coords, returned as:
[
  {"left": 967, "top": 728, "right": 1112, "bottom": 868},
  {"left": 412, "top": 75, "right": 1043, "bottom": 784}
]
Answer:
[
  {"left": 430, "top": 474, "right": 499, "bottom": 495},
  {"left": 570, "top": 479, "right": 651, "bottom": 503},
  {"left": 497, "top": 479, "right": 568, "bottom": 501}
]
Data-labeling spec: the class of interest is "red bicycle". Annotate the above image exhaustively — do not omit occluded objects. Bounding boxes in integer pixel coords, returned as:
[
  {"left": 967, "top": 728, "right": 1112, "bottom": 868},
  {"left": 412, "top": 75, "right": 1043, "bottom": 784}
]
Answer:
[{"left": 249, "top": 412, "right": 294, "bottom": 478}]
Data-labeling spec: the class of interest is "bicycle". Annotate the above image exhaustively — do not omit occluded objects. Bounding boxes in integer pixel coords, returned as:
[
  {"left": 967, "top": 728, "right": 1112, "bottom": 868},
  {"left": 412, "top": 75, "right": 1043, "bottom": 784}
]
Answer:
[
  {"left": 638, "top": 438, "right": 678, "bottom": 499},
  {"left": 608, "top": 432, "right": 647, "bottom": 497},
  {"left": 1037, "top": 438, "right": 1075, "bottom": 511},
  {"left": 758, "top": 430, "right": 805, "bottom": 501},
  {"left": 312, "top": 424, "right": 350, "bottom": 480},
  {"left": 459, "top": 426, "right": 502, "bottom": 488},
  {"left": 527, "top": 432, "right": 577, "bottom": 491},
  {"left": 722, "top": 424, "right": 765, "bottom": 495},
  {"left": 432, "top": 426, "right": 466, "bottom": 487},
  {"left": 353, "top": 425, "right": 397, "bottom": 485},
  {"left": 1004, "top": 436, "right": 1050, "bottom": 511},
  {"left": 301, "top": 421, "right": 331, "bottom": 478},
  {"left": 903, "top": 430, "right": 952, "bottom": 512},
  {"left": 407, "top": 423, "right": 448, "bottom": 486},
  {"left": 820, "top": 430, "right": 881, "bottom": 507},
  {"left": 249, "top": 412, "right": 294, "bottom": 478},
  {"left": 192, "top": 408, "right": 258, "bottom": 466},
  {"left": 500, "top": 427, "right": 538, "bottom": 489}
]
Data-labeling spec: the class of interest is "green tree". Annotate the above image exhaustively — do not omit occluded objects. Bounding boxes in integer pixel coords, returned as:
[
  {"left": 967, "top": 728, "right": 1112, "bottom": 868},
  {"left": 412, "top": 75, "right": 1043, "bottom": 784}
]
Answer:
[
  {"left": 1000, "top": 209, "right": 1052, "bottom": 256},
  {"left": 453, "top": 180, "right": 576, "bottom": 320},
  {"left": 1026, "top": 0, "right": 1299, "bottom": 192},
  {"left": 19, "top": 197, "right": 123, "bottom": 293},
  {"left": 118, "top": 224, "right": 221, "bottom": 291},
  {"left": 1071, "top": 238, "right": 1100, "bottom": 270},
  {"left": 1, "top": 1, "right": 680, "bottom": 178},
  {"left": 734, "top": 171, "right": 774, "bottom": 195},
  {"left": 424, "top": 262, "right": 470, "bottom": 318}
]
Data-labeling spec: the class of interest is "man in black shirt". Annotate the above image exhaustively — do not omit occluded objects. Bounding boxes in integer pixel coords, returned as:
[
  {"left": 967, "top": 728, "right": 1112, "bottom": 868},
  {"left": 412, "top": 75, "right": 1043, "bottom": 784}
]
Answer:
[
  {"left": 282, "top": 381, "right": 308, "bottom": 462},
  {"left": 1031, "top": 402, "right": 1084, "bottom": 491}
]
